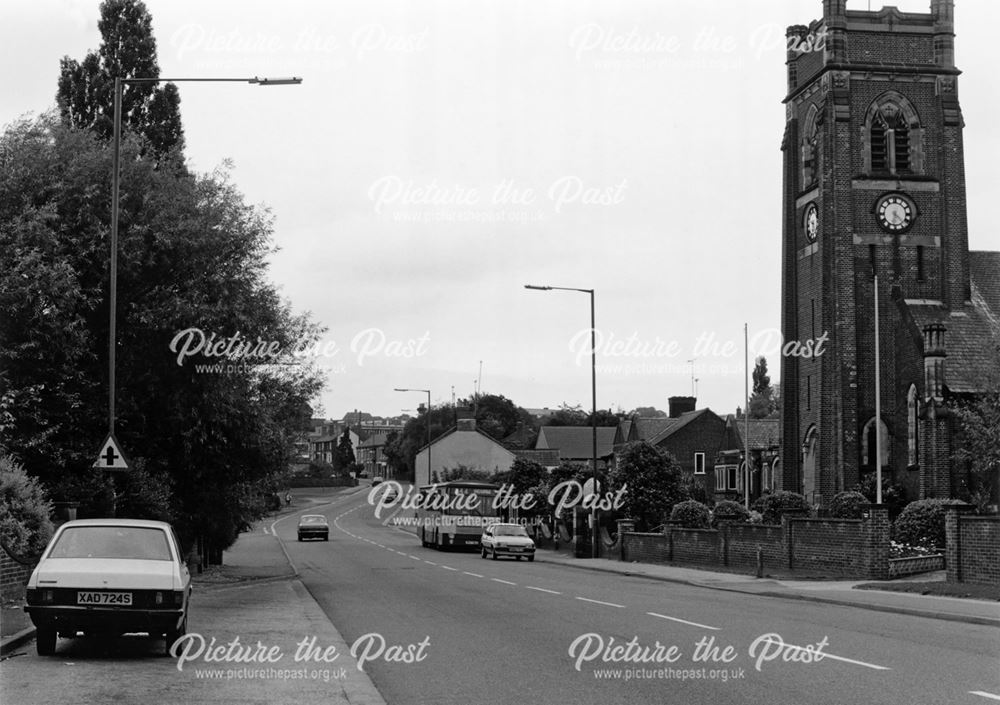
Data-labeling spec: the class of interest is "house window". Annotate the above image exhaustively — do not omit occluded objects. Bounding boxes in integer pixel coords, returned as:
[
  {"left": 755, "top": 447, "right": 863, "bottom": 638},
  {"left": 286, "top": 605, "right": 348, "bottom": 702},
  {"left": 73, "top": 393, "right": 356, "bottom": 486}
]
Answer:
[
  {"left": 694, "top": 452, "right": 705, "bottom": 475},
  {"left": 907, "top": 384, "right": 918, "bottom": 467},
  {"left": 715, "top": 467, "right": 727, "bottom": 492},
  {"left": 864, "top": 93, "right": 923, "bottom": 176},
  {"left": 727, "top": 464, "right": 739, "bottom": 491}
]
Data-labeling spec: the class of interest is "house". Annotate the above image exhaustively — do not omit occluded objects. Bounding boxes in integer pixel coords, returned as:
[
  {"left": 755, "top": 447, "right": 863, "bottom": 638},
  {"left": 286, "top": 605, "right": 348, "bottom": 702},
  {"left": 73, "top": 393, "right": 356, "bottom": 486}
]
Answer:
[
  {"left": 534, "top": 426, "right": 617, "bottom": 469},
  {"left": 713, "top": 417, "right": 781, "bottom": 504},
  {"left": 311, "top": 428, "right": 360, "bottom": 466},
  {"left": 414, "top": 419, "right": 516, "bottom": 487}
]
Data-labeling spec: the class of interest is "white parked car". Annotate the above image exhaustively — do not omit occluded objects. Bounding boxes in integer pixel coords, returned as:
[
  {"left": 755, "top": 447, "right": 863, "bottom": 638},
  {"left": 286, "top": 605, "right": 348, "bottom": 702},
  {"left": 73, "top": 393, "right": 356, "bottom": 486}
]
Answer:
[
  {"left": 481, "top": 523, "right": 536, "bottom": 561},
  {"left": 25, "top": 518, "right": 192, "bottom": 656}
]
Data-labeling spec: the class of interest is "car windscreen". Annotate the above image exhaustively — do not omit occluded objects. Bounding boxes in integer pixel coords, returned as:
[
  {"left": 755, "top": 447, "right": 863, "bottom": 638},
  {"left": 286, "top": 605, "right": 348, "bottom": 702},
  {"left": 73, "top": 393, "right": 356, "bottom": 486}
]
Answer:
[
  {"left": 48, "top": 526, "right": 173, "bottom": 561},
  {"left": 494, "top": 525, "right": 527, "bottom": 537}
]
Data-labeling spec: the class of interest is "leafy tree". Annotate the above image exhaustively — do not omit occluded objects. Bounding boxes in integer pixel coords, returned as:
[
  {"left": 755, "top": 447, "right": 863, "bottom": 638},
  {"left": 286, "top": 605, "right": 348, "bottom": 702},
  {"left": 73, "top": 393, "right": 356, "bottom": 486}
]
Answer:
[
  {"left": 607, "top": 441, "right": 685, "bottom": 531},
  {"left": 0, "top": 453, "right": 54, "bottom": 558},
  {"left": 333, "top": 429, "right": 355, "bottom": 473},
  {"left": 57, "top": 0, "right": 184, "bottom": 157},
  {"left": 670, "top": 500, "right": 710, "bottom": 528},
  {"left": 383, "top": 403, "right": 452, "bottom": 481},
  {"left": 951, "top": 382, "right": 1000, "bottom": 514},
  {"left": 542, "top": 403, "right": 622, "bottom": 427},
  {"left": 631, "top": 407, "right": 667, "bottom": 418},
  {"left": 749, "top": 356, "right": 775, "bottom": 419},
  {"left": 0, "top": 114, "right": 323, "bottom": 557}
]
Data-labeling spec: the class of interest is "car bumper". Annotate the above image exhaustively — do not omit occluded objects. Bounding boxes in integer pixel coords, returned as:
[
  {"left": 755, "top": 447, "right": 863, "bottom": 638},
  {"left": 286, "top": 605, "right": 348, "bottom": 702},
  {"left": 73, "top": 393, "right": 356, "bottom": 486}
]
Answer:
[
  {"left": 488, "top": 546, "right": 536, "bottom": 556},
  {"left": 25, "top": 605, "right": 186, "bottom": 633},
  {"left": 298, "top": 530, "right": 329, "bottom": 540}
]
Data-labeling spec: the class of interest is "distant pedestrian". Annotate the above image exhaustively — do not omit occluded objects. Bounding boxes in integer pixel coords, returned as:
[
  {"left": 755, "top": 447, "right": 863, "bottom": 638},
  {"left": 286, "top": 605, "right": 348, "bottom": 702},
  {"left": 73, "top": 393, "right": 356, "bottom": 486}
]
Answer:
[{"left": 285, "top": 492, "right": 291, "bottom": 506}]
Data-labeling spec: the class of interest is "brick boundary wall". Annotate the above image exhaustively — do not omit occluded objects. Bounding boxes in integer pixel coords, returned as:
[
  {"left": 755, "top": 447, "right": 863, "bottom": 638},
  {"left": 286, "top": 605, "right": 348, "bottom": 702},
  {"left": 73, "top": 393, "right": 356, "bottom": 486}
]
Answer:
[
  {"left": 946, "top": 508, "right": 1000, "bottom": 586},
  {"left": 1, "top": 550, "right": 35, "bottom": 601},
  {"left": 620, "top": 505, "right": 890, "bottom": 579}
]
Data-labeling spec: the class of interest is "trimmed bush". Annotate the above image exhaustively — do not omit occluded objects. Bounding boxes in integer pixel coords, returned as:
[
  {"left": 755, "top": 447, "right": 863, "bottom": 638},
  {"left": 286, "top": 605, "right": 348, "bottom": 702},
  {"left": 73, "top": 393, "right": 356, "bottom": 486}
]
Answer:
[
  {"left": 670, "top": 500, "right": 711, "bottom": 529},
  {"left": 892, "top": 498, "right": 967, "bottom": 549},
  {"left": 752, "top": 491, "right": 809, "bottom": 524},
  {"left": 711, "top": 500, "right": 750, "bottom": 527},
  {"left": 0, "top": 454, "right": 54, "bottom": 558},
  {"left": 829, "top": 491, "right": 868, "bottom": 519}
]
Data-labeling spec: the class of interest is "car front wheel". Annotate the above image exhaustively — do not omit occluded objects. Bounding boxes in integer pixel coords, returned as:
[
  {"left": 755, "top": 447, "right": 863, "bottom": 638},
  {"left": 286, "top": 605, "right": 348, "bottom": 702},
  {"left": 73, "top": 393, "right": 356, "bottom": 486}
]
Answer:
[
  {"left": 36, "top": 627, "right": 56, "bottom": 656},
  {"left": 491, "top": 548, "right": 498, "bottom": 560},
  {"left": 481, "top": 546, "right": 487, "bottom": 558}
]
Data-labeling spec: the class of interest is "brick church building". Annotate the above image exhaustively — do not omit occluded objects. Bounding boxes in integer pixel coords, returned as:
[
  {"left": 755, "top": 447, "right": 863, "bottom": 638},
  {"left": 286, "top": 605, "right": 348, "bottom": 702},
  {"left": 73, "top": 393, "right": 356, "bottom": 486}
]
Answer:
[{"left": 778, "top": 0, "right": 1000, "bottom": 507}]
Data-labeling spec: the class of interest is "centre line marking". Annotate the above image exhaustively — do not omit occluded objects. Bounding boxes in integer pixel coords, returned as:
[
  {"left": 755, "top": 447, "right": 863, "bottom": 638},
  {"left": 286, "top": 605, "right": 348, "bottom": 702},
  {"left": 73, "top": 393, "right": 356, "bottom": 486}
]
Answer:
[
  {"left": 463, "top": 571, "right": 484, "bottom": 578},
  {"left": 424, "top": 561, "right": 438, "bottom": 566},
  {"left": 408, "top": 555, "right": 421, "bottom": 560},
  {"left": 441, "top": 565, "right": 458, "bottom": 571},
  {"left": 492, "top": 578, "right": 517, "bottom": 586},
  {"left": 576, "top": 597, "right": 625, "bottom": 608},
  {"left": 647, "top": 612, "right": 720, "bottom": 631},
  {"left": 970, "top": 692, "right": 1000, "bottom": 701},
  {"left": 526, "top": 586, "right": 561, "bottom": 595},
  {"left": 814, "top": 652, "right": 889, "bottom": 671}
]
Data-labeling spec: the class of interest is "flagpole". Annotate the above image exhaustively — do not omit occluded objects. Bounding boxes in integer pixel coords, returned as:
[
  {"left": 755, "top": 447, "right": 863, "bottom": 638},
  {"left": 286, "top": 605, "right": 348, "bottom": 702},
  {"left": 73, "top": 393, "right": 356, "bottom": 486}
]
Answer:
[
  {"left": 745, "top": 323, "right": 750, "bottom": 510},
  {"left": 874, "top": 275, "right": 882, "bottom": 504}
]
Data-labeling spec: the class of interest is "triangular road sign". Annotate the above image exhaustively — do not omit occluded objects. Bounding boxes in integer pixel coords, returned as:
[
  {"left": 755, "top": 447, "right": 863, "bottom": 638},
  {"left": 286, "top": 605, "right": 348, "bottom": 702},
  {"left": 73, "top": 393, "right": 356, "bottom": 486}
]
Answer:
[{"left": 93, "top": 432, "right": 131, "bottom": 471}]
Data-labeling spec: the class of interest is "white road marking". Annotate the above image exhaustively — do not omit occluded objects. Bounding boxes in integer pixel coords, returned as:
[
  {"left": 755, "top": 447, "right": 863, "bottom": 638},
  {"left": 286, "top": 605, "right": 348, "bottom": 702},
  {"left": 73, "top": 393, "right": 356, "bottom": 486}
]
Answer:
[
  {"left": 816, "top": 652, "right": 890, "bottom": 671},
  {"left": 441, "top": 566, "right": 458, "bottom": 571},
  {"left": 424, "top": 561, "right": 438, "bottom": 566},
  {"left": 970, "top": 692, "right": 1000, "bottom": 701},
  {"left": 408, "top": 555, "right": 421, "bottom": 560},
  {"left": 646, "top": 612, "right": 720, "bottom": 631},
  {"left": 462, "top": 571, "right": 483, "bottom": 577},
  {"left": 491, "top": 578, "right": 517, "bottom": 586},
  {"left": 575, "top": 597, "right": 625, "bottom": 608},
  {"left": 526, "top": 586, "right": 561, "bottom": 595}
]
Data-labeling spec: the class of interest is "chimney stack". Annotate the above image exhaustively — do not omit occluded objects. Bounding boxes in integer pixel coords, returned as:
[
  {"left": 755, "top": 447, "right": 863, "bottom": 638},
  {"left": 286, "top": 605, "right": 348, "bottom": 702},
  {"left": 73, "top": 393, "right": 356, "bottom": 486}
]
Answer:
[{"left": 668, "top": 396, "right": 697, "bottom": 418}]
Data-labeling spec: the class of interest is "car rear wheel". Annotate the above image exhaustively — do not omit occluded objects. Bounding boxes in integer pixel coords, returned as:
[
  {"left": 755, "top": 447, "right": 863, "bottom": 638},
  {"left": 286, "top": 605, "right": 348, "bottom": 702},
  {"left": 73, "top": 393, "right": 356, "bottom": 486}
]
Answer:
[
  {"left": 165, "top": 614, "right": 188, "bottom": 656},
  {"left": 528, "top": 555, "right": 535, "bottom": 562},
  {"left": 36, "top": 627, "right": 56, "bottom": 656}
]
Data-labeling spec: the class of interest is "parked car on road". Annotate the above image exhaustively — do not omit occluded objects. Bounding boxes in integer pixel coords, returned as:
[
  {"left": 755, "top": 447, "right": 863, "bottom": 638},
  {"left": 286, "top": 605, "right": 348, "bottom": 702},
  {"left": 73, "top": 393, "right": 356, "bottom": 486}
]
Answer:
[
  {"left": 25, "top": 519, "right": 192, "bottom": 656},
  {"left": 297, "top": 515, "right": 330, "bottom": 541},
  {"left": 480, "top": 523, "right": 536, "bottom": 561}
]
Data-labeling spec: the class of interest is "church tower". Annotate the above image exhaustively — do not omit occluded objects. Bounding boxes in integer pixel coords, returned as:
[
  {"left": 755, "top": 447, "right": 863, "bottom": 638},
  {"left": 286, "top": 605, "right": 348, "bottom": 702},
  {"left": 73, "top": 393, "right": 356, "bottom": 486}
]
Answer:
[{"left": 778, "top": 0, "right": 971, "bottom": 506}]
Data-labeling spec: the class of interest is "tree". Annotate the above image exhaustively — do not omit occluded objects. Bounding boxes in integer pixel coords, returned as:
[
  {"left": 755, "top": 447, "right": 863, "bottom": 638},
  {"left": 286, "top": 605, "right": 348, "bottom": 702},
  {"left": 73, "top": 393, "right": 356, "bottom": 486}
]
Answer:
[
  {"left": 749, "top": 356, "right": 775, "bottom": 419},
  {"left": 631, "top": 407, "right": 667, "bottom": 418},
  {"left": 333, "top": 429, "right": 355, "bottom": 473},
  {"left": 0, "top": 114, "right": 324, "bottom": 556},
  {"left": 0, "top": 453, "right": 54, "bottom": 558},
  {"left": 57, "top": 0, "right": 184, "bottom": 157},
  {"left": 951, "top": 382, "right": 1000, "bottom": 513},
  {"left": 542, "top": 403, "right": 622, "bottom": 427},
  {"left": 607, "top": 441, "right": 685, "bottom": 531}
]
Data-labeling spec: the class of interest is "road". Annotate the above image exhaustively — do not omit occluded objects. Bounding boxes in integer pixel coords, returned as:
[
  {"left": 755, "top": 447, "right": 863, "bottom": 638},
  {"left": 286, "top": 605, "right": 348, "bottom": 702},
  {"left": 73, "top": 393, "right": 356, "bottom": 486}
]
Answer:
[
  {"left": 280, "top": 488, "right": 1000, "bottom": 705},
  {"left": 3, "top": 486, "right": 998, "bottom": 705}
]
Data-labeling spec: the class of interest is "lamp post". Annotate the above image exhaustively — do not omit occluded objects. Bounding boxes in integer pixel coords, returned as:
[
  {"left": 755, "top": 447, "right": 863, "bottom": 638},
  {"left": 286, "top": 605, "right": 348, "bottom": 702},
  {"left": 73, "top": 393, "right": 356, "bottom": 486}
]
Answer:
[
  {"left": 395, "top": 388, "right": 431, "bottom": 484},
  {"left": 525, "top": 284, "right": 599, "bottom": 559},
  {"left": 107, "top": 75, "right": 302, "bottom": 436}
]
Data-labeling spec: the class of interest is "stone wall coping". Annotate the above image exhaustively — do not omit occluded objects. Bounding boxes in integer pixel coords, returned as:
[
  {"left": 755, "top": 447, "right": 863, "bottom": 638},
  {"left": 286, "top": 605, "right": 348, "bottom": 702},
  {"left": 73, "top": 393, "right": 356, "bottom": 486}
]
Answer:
[
  {"left": 956, "top": 514, "right": 999, "bottom": 521},
  {"left": 787, "top": 517, "right": 863, "bottom": 524}
]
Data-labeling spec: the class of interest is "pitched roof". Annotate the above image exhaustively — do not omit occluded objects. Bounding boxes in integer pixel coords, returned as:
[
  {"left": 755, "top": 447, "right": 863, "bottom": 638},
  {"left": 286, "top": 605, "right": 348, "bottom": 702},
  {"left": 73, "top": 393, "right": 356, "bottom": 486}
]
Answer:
[
  {"left": 903, "top": 292, "right": 1000, "bottom": 394},
  {"left": 535, "top": 426, "right": 617, "bottom": 459},
  {"left": 728, "top": 417, "right": 781, "bottom": 450},
  {"left": 632, "top": 417, "right": 674, "bottom": 441},
  {"left": 513, "top": 448, "right": 561, "bottom": 466},
  {"left": 970, "top": 251, "right": 1000, "bottom": 318},
  {"left": 647, "top": 409, "right": 710, "bottom": 445}
]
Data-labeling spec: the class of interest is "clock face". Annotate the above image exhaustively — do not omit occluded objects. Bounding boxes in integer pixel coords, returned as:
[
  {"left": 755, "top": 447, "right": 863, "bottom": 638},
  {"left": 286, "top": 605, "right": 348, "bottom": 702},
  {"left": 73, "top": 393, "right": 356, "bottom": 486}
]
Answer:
[
  {"left": 876, "top": 194, "right": 915, "bottom": 233},
  {"left": 804, "top": 203, "right": 819, "bottom": 241}
]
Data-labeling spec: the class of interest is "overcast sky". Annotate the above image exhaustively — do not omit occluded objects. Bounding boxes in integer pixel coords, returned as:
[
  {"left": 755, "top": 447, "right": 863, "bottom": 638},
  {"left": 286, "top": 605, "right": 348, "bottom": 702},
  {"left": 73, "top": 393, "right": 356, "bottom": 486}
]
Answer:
[{"left": 4, "top": 0, "right": 998, "bottom": 421}]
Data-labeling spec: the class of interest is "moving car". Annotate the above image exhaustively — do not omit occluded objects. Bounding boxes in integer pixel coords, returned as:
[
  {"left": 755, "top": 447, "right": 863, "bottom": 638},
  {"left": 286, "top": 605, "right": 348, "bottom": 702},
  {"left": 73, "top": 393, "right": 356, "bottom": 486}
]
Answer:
[
  {"left": 480, "top": 523, "right": 536, "bottom": 561},
  {"left": 25, "top": 518, "right": 192, "bottom": 656},
  {"left": 297, "top": 515, "right": 330, "bottom": 541}
]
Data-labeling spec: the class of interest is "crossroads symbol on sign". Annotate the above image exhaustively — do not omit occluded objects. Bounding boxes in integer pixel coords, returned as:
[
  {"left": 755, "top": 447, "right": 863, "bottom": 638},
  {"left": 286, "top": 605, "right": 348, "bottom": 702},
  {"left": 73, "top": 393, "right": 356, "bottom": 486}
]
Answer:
[{"left": 93, "top": 433, "right": 130, "bottom": 471}]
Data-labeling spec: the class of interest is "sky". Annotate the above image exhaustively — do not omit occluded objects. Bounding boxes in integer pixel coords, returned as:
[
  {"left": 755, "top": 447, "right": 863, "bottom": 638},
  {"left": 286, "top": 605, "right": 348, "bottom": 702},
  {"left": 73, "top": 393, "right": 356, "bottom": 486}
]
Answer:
[{"left": 3, "top": 0, "right": 999, "bottom": 421}]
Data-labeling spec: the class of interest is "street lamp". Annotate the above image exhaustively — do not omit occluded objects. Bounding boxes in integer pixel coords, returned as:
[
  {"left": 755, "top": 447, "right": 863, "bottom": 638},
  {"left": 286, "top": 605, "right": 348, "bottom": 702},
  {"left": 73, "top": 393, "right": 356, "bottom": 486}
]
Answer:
[
  {"left": 525, "top": 284, "right": 599, "bottom": 559},
  {"left": 107, "top": 75, "right": 302, "bottom": 437},
  {"left": 395, "top": 388, "right": 431, "bottom": 484}
]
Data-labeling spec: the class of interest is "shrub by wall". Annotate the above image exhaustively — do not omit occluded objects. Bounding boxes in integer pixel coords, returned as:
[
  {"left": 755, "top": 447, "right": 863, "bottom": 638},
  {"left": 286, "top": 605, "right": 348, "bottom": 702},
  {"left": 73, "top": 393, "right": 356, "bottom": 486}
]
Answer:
[
  {"left": 753, "top": 491, "right": 809, "bottom": 524},
  {"left": 893, "top": 498, "right": 967, "bottom": 549},
  {"left": 830, "top": 491, "right": 868, "bottom": 519},
  {"left": 711, "top": 500, "right": 750, "bottom": 527},
  {"left": 670, "top": 500, "right": 710, "bottom": 529}
]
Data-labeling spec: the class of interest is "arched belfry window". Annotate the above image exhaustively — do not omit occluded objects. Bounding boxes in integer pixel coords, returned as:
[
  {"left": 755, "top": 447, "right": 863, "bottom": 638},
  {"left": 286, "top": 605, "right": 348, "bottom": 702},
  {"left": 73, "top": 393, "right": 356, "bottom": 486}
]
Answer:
[
  {"left": 801, "top": 104, "right": 819, "bottom": 188},
  {"left": 907, "top": 384, "right": 918, "bottom": 467},
  {"left": 861, "top": 417, "right": 891, "bottom": 468},
  {"left": 863, "top": 93, "right": 923, "bottom": 176}
]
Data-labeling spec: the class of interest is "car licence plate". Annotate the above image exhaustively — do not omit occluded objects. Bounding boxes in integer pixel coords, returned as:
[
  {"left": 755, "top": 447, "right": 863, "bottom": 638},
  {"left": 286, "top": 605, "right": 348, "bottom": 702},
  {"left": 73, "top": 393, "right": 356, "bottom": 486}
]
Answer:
[
  {"left": 78, "top": 591, "right": 132, "bottom": 606},
  {"left": 509, "top": 547, "right": 523, "bottom": 552}
]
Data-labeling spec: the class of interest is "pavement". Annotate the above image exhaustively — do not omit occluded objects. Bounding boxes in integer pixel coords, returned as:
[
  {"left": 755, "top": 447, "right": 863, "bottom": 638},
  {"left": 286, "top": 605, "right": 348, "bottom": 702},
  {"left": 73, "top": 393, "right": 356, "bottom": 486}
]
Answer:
[{"left": 531, "top": 544, "right": 1000, "bottom": 628}]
